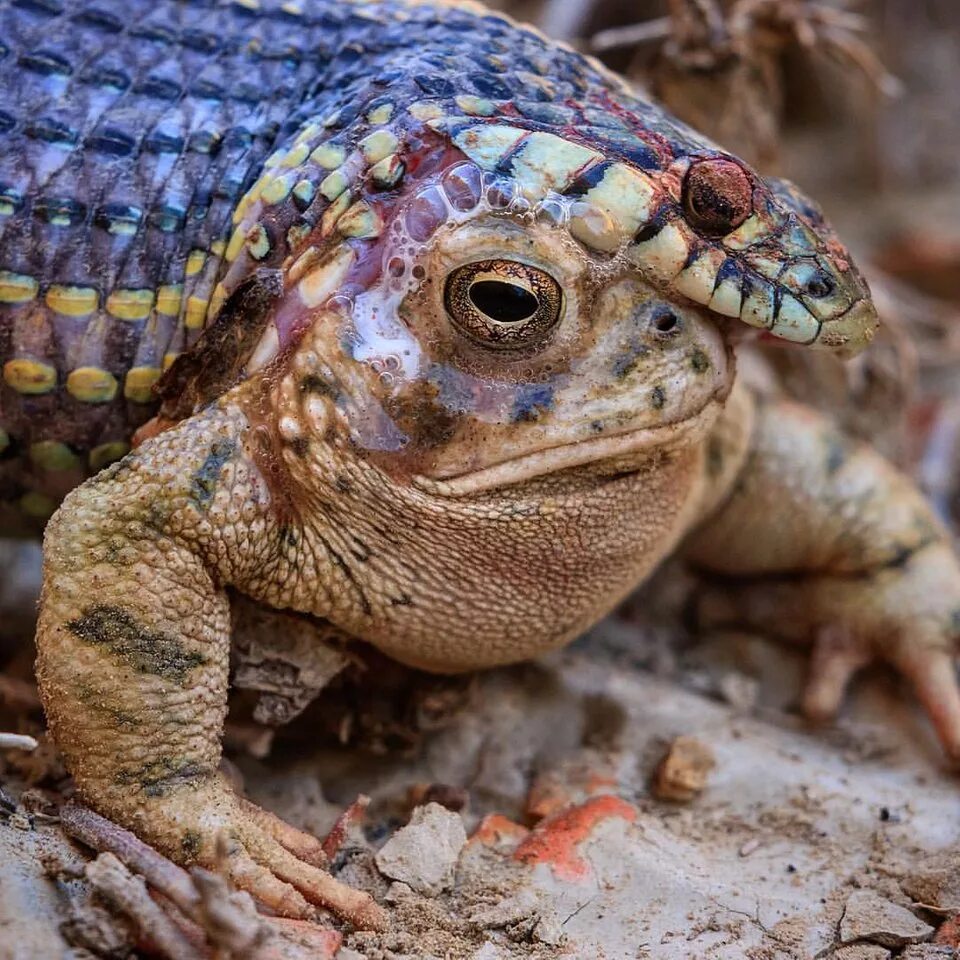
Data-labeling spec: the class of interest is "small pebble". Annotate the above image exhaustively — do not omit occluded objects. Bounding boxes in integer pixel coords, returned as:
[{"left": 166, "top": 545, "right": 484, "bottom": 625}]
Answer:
[
  {"left": 738, "top": 838, "right": 761, "bottom": 858},
  {"left": 374, "top": 802, "right": 467, "bottom": 896},
  {"left": 652, "top": 736, "right": 716, "bottom": 802}
]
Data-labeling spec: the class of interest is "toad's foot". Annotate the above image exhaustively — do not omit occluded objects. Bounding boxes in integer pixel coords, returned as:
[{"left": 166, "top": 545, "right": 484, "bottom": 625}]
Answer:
[
  {"left": 688, "top": 396, "right": 960, "bottom": 762},
  {"left": 124, "top": 776, "right": 387, "bottom": 929},
  {"left": 802, "top": 605, "right": 960, "bottom": 760},
  {"left": 695, "top": 542, "right": 960, "bottom": 760}
]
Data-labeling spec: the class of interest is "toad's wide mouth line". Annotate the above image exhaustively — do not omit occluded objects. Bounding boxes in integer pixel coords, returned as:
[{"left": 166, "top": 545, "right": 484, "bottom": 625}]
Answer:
[{"left": 412, "top": 401, "right": 722, "bottom": 498}]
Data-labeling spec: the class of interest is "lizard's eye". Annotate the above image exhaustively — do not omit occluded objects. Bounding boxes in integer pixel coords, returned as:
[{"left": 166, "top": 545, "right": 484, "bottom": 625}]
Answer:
[
  {"left": 682, "top": 158, "right": 753, "bottom": 237},
  {"left": 444, "top": 259, "right": 563, "bottom": 349}
]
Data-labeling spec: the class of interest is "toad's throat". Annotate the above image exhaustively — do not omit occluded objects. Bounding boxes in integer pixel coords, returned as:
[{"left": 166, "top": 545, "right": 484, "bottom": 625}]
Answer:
[{"left": 412, "top": 401, "right": 723, "bottom": 497}]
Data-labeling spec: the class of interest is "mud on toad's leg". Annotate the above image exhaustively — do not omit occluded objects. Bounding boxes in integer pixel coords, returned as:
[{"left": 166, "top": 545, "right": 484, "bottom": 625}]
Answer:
[
  {"left": 686, "top": 396, "right": 960, "bottom": 761},
  {"left": 35, "top": 403, "right": 386, "bottom": 929}
]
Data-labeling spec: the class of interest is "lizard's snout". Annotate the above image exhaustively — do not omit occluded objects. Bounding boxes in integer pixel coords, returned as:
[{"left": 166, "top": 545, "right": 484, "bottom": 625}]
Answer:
[{"left": 814, "top": 297, "right": 880, "bottom": 355}]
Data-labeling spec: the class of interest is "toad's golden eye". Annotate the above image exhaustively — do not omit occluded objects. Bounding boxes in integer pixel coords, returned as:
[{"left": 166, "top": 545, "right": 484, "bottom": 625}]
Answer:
[{"left": 443, "top": 259, "right": 563, "bottom": 349}]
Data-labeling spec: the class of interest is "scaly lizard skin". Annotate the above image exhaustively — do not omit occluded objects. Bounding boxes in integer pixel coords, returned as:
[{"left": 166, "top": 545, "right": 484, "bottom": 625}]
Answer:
[{"left": 4, "top": 0, "right": 958, "bottom": 931}]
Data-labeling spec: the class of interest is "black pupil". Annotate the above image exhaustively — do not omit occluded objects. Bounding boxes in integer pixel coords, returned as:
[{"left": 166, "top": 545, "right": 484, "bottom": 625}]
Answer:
[{"left": 469, "top": 280, "right": 539, "bottom": 323}]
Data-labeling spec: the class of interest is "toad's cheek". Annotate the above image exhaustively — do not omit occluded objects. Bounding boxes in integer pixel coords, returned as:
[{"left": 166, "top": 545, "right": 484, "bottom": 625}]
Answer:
[
  {"left": 560, "top": 308, "right": 732, "bottom": 438},
  {"left": 403, "top": 308, "right": 732, "bottom": 495}
]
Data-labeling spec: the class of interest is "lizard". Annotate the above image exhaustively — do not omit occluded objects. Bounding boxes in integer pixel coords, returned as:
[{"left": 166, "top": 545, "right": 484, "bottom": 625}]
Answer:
[{"left": 2, "top": 0, "right": 959, "bottom": 932}]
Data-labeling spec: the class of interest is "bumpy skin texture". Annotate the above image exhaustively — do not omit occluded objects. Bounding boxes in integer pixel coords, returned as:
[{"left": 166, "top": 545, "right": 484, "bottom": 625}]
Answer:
[{"left": 12, "top": 0, "right": 960, "bottom": 932}]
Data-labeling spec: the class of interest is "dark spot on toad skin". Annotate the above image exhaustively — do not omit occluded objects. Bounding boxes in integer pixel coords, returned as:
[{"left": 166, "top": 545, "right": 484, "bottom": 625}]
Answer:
[
  {"left": 317, "top": 532, "right": 372, "bottom": 616},
  {"left": 707, "top": 437, "right": 725, "bottom": 477},
  {"left": 651, "top": 385, "right": 666, "bottom": 409},
  {"left": 88, "top": 455, "right": 134, "bottom": 487},
  {"left": 390, "top": 592, "right": 413, "bottom": 606},
  {"left": 612, "top": 338, "right": 651, "bottom": 380},
  {"left": 66, "top": 605, "right": 205, "bottom": 684},
  {"left": 335, "top": 474, "right": 352, "bottom": 493},
  {"left": 870, "top": 537, "right": 939, "bottom": 572},
  {"left": 349, "top": 536, "right": 371, "bottom": 562},
  {"left": 141, "top": 497, "right": 172, "bottom": 535},
  {"left": 512, "top": 383, "right": 554, "bottom": 423},
  {"left": 181, "top": 830, "right": 202, "bottom": 860},
  {"left": 99, "top": 702, "right": 141, "bottom": 728},
  {"left": 384, "top": 381, "right": 461, "bottom": 449},
  {"left": 300, "top": 374, "right": 337, "bottom": 398},
  {"left": 598, "top": 468, "right": 643, "bottom": 486},
  {"left": 190, "top": 438, "right": 236, "bottom": 507},
  {"left": 114, "top": 757, "right": 212, "bottom": 797},
  {"left": 690, "top": 349, "right": 710, "bottom": 373},
  {"left": 884, "top": 544, "right": 916, "bottom": 569},
  {"left": 841, "top": 534, "right": 939, "bottom": 578},
  {"left": 290, "top": 437, "right": 309, "bottom": 458},
  {"left": 75, "top": 680, "right": 139, "bottom": 727},
  {"left": 824, "top": 432, "right": 848, "bottom": 475}
]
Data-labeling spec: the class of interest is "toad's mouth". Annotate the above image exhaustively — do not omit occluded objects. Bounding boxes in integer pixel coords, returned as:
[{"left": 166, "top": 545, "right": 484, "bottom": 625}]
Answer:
[{"left": 412, "top": 397, "right": 724, "bottom": 498}]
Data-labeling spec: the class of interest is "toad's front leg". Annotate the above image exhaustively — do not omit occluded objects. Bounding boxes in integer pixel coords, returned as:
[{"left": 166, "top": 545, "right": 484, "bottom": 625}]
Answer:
[
  {"left": 35, "top": 403, "right": 386, "bottom": 930},
  {"left": 686, "top": 394, "right": 960, "bottom": 761}
]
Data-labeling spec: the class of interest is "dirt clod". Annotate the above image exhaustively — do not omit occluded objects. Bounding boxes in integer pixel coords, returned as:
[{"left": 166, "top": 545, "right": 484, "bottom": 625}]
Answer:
[
  {"left": 839, "top": 890, "right": 934, "bottom": 948},
  {"left": 374, "top": 802, "right": 467, "bottom": 896},
  {"left": 832, "top": 946, "right": 892, "bottom": 960},
  {"left": 335, "top": 949, "right": 369, "bottom": 960}
]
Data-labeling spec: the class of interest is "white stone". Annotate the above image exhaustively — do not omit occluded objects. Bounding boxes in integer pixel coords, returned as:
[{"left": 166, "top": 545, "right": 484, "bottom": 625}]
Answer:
[
  {"left": 471, "top": 945, "right": 509, "bottom": 960},
  {"left": 374, "top": 802, "right": 467, "bottom": 896},
  {"left": 839, "top": 890, "right": 934, "bottom": 948}
]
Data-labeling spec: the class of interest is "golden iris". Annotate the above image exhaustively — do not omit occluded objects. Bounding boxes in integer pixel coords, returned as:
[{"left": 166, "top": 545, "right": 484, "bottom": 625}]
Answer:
[{"left": 443, "top": 259, "right": 563, "bottom": 349}]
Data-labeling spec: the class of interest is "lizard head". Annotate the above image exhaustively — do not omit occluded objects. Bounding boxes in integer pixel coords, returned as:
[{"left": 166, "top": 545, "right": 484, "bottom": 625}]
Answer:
[
  {"left": 424, "top": 117, "right": 878, "bottom": 355},
  {"left": 205, "top": 93, "right": 877, "bottom": 495}
]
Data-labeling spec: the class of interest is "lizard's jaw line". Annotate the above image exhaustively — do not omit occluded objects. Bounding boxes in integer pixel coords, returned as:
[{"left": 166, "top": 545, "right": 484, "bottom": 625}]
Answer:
[{"left": 411, "top": 402, "right": 720, "bottom": 498}]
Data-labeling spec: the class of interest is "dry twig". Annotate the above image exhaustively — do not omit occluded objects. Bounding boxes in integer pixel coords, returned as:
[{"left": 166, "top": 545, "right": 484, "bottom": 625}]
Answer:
[{"left": 85, "top": 853, "right": 203, "bottom": 960}]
